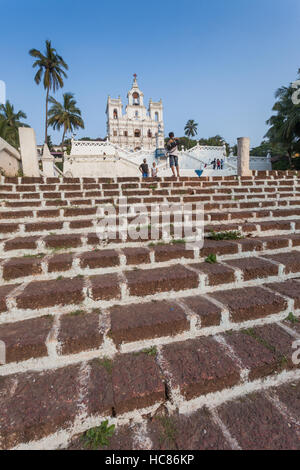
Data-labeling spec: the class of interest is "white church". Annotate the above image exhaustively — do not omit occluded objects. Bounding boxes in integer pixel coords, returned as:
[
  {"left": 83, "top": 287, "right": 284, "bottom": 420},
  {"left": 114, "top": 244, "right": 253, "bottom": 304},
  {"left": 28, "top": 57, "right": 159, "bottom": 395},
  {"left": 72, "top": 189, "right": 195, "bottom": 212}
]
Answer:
[
  {"left": 61, "top": 75, "right": 271, "bottom": 178},
  {"left": 106, "top": 75, "right": 164, "bottom": 151}
]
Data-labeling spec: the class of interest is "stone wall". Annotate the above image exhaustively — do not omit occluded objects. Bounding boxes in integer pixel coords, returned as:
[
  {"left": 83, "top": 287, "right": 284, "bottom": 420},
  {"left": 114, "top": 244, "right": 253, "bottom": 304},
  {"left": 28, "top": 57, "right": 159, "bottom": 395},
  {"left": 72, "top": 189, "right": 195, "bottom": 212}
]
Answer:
[{"left": 0, "top": 137, "right": 21, "bottom": 176}]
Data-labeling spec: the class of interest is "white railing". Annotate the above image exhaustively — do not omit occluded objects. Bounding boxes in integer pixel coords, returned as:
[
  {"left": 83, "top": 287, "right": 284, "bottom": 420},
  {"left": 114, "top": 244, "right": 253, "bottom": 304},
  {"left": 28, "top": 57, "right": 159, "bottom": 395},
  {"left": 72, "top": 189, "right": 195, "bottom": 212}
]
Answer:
[{"left": 228, "top": 155, "right": 272, "bottom": 171}]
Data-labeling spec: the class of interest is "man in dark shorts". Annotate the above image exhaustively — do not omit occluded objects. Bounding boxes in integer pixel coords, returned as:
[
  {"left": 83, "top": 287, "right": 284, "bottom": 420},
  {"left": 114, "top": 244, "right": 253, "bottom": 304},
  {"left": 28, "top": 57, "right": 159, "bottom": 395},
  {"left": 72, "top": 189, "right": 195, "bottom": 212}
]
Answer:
[
  {"left": 139, "top": 159, "right": 149, "bottom": 178},
  {"left": 166, "top": 132, "right": 180, "bottom": 177}
]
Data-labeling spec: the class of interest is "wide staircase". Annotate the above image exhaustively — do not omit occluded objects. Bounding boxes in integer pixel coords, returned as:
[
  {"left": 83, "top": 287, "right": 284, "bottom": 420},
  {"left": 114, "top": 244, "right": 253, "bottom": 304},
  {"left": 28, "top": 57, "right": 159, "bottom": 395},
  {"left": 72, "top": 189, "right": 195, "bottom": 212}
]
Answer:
[{"left": 0, "top": 171, "right": 300, "bottom": 450}]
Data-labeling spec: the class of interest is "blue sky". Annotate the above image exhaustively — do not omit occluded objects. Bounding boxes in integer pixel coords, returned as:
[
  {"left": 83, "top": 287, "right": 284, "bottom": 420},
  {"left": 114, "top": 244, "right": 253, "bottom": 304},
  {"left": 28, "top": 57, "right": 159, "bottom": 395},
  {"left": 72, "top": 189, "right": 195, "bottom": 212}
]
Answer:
[{"left": 1, "top": 0, "right": 299, "bottom": 147}]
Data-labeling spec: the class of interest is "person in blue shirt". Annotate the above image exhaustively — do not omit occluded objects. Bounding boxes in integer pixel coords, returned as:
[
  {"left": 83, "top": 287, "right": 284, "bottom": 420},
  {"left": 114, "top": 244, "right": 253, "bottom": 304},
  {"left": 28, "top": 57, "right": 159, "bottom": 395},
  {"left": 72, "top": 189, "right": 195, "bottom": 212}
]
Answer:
[
  {"left": 139, "top": 159, "right": 149, "bottom": 178},
  {"left": 166, "top": 132, "right": 180, "bottom": 177}
]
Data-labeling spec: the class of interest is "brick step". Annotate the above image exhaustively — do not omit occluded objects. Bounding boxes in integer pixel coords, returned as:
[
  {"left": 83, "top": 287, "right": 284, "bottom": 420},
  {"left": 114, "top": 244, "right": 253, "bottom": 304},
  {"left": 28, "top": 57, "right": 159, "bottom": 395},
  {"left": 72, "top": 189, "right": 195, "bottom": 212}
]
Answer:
[
  {"left": 1, "top": 234, "right": 300, "bottom": 283},
  {"left": 2, "top": 209, "right": 300, "bottom": 238},
  {"left": 66, "top": 377, "right": 300, "bottom": 450},
  {"left": 1, "top": 170, "right": 299, "bottom": 183},
  {"left": 1, "top": 280, "right": 299, "bottom": 370},
  {"left": 2, "top": 219, "right": 300, "bottom": 256},
  {"left": 1, "top": 184, "right": 300, "bottom": 202},
  {"left": 1, "top": 251, "right": 300, "bottom": 323},
  {"left": 2, "top": 201, "right": 300, "bottom": 223},
  {"left": 1, "top": 317, "right": 299, "bottom": 449},
  {"left": 3, "top": 194, "right": 300, "bottom": 211},
  {"left": 1, "top": 172, "right": 298, "bottom": 187}
]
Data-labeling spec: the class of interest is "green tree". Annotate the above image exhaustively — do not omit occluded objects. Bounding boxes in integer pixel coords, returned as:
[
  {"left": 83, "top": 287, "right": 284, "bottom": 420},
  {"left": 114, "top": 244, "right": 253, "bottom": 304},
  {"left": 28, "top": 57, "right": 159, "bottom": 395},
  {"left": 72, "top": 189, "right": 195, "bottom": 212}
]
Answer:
[
  {"left": 0, "top": 101, "right": 28, "bottom": 148},
  {"left": 265, "top": 73, "right": 300, "bottom": 167},
  {"left": 29, "top": 40, "right": 68, "bottom": 144},
  {"left": 48, "top": 92, "right": 84, "bottom": 148},
  {"left": 199, "top": 135, "right": 230, "bottom": 156},
  {"left": 184, "top": 120, "right": 198, "bottom": 140},
  {"left": 0, "top": 117, "right": 16, "bottom": 147},
  {"left": 47, "top": 135, "right": 54, "bottom": 152}
]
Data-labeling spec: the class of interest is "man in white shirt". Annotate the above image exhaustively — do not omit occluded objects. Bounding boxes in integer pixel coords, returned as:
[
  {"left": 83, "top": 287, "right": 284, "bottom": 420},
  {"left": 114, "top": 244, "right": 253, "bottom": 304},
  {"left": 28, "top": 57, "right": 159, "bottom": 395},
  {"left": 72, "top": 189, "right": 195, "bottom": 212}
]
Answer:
[{"left": 166, "top": 132, "right": 180, "bottom": 177}]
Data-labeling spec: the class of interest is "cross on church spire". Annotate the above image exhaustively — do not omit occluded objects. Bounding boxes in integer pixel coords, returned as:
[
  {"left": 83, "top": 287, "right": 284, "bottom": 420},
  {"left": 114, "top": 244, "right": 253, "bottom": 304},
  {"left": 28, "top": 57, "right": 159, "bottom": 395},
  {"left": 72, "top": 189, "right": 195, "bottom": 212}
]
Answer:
[{"left": 133, "top": 73, "right": 137, "bottom": 79}]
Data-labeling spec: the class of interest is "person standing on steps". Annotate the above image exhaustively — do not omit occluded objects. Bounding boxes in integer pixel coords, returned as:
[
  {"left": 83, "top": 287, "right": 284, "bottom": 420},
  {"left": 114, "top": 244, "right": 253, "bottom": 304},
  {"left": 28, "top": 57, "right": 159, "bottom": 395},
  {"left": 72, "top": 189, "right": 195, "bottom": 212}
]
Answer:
[
  {"left": 151, "top": 161, "right": 158, "bottom": 178},
  {"left": 139, "top": 158, "right": 149, "bottom": 179},
  {"left": 166, "top": 132, "right": 180, "bottom": 178}
]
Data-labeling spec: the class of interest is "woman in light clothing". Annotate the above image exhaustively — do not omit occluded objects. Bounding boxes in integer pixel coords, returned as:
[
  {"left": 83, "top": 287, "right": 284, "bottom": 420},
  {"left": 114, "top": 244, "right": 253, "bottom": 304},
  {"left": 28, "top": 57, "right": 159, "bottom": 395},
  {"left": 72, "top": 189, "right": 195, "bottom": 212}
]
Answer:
[{"left": 151, "top": 162, "right": 158, "bottom": 178}]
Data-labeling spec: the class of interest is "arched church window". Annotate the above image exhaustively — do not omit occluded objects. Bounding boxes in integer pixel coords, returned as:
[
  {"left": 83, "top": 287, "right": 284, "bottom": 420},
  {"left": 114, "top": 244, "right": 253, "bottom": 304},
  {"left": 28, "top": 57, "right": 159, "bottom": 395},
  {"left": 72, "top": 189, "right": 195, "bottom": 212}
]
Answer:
[
  {"left": 133, "top": 92, "right": 140, "bottom": 106},
  {"left": 113, "top": 109, "right": 118, "bottom": 119},
  {"left": 148, "top": 130, "right": 152, "bottom": 138},
  {"left": 113, "top": 130, "right": 117, "bottom": 136},
  {"left": 135, "top": 111, "right": 139, "bottom": 118},
  {"left": 155, "top": 112, "right": 159, "bottom": 122},
  {"left": 124, "top": 131, "right": 128, "bottom": 137},
  {"left": 134, "top": 129, "right": 141, "bottom": 138}
]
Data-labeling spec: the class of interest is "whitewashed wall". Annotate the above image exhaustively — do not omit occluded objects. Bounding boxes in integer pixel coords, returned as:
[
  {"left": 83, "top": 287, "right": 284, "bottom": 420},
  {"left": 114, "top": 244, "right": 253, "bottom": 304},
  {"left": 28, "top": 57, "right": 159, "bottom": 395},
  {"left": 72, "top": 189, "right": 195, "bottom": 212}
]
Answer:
[
  {"left": 0, "top": 137, "right": 21, "bottom": 176},
  {"left": 67, "top": 139, "right": 272, "bottom": 177}
]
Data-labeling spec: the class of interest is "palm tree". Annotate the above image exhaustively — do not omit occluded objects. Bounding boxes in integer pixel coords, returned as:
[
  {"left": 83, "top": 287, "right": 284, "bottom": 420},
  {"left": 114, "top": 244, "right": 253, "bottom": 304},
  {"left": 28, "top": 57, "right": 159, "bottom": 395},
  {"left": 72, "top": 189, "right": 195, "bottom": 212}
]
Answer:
[
  {"left": 0, "top": 117, "right": 15, "bottom": 147},
  {"left": 265, "top": 84, "right": 300, "bottom": 167},
  {"left": 29, "top": 40, "right": 68, "bottom": 143},
  {"left": 0, "top": 101, "right": 28, "bottom": 147},
  {"left": 184, "top": 119, "right": 198, "bottom": 138},
  {"left": 0, "top": 100, "right": 27, "bottom": 128},
  {"left": 48, "top": 93, "right": 84, "bottom": 148}
]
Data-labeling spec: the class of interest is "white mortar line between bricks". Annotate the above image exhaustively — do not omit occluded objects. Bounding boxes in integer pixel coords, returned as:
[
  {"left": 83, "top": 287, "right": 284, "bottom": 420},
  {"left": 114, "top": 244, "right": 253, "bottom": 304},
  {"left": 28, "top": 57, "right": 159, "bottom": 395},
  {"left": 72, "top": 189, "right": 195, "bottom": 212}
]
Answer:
[
  {"left": 201, "top": 294, "right": 231, "bottom": 327},
  {"left": 264, "top": 389, "right": 300, "bottom": 429},
  {"left": 5, "top": 282, "right": 30, "bottom": 310},
  {"left": 278, "top": 321, "right": 300, "bottom": 340},
  {"left": 178, "top": 368, "right": 300, "bottom": 415},
  {"left": 11, "top": 402, "right": 165, "bottom": 451},
  {"left": 1, "top": 269, "right": 300, "bottom": 327},
  {"left": 46, "top": 314, "right": 62, "bottom": 357},
  {"left": 261, "top": 285, "right": 295, "bottom": 312},
  {"left": 214, "top": 334, "right": 249, "bottom": 382},
  {"left": 155, "top": 345, "right": 181, "bottom": 412},
  {"left": 132, "top": 421, "right": 153, "bottom": 450},
  {"left": 74, "top": 361, "right": 91, "bottom": 421},
  {"left": 175, "top": 298, "right": 201, "bottom": 331},
  {"left": 209, "top": 408, "right": 241, "bottom": 450}
]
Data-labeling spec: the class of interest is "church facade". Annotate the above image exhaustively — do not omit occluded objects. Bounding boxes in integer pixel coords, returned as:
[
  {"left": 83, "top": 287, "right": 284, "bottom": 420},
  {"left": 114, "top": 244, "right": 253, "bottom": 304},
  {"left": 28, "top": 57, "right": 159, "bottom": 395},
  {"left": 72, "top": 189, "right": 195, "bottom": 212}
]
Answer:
[{"left": 106, "top": 75, "right": 164, "bottom": 151}]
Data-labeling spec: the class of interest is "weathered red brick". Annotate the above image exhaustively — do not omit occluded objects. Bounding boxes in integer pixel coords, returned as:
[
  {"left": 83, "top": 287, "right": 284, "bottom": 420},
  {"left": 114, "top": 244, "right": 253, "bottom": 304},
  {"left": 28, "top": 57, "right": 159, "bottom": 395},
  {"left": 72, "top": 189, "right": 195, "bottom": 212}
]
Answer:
[
  {"left": 148, "top": 408, "right": 231, "bottom": 450},
  {"left": 44, "top": 234, "right": 82, "bottom": 249},
  {"left": 217, "top": 392, "right": 300, "bottom": 449},
  {"left": 48, "top": 253, "right": 73, "bottom": 273},
  {"left": 263, "top": 251, "right": 300, "bottom": 274},
  {"left": 122, "top": 247, "right": 150, "bottom": 265},
  {"left": 266, "top": 280, "right": 300, "bottom": 309},
  {"left": 112, "top": 352, "right": 165, "bottom": 414},
  {"left": 162, "top": 337, "right": 240, "bottom": 400},
  {"left": 109, "top": 300, "right": 188, "bottom": 345},
  {"left": 0, "top": 316, "right": 53, "bottom": 363},
  {"left": 182, "top": 295, "right": 222, "bottom": 327},
  {"left": 192, "top": 262, "right": 235, "bottom": 286},
  {"left": 223, "top": 329, "right": 282, "bottom": 381},
  {"left": 90, "top": 273, "right": 121, "bottom": 301},
  {"left": 224, "top": 257, "right": 278, "bottom": 280},
  {"left": 58, "top": 311, "right": 103, "bottom": 355},
  {"left": 80, "top": 249, "right": 119, "bottom": 269},
  {"left": 0, "top": 210, "right": 33, "bottom": 220},
  {"left": 4, "top": 236, "right": 39, "bottom": 252},
  {"left": 125, "top": 264, "right": 198, "bottom": 297},
  {"left": 16, "top": 278, "right": 84, "bottom": 309},
  {"left": 259, "top": 220, "right": 292, "bottom": 231},
  {"left": 3, "top": 257, "right": 43, "bottom": 280},
  {"left": 153, "top": 244, "right": 194, "bottom": 262},
  {"left": 25, "top": 221, "right": 63, "bottom": 232},
  {"left": 211, "top": 286, "right": 287, "bottom": 322},
  {"left": 200, "top": 239, "right": 239, "bottom": 257},
  {"left": 0, "top": 365, "right": 81, "bottom": 449},
  {"left": 0, "top": 223, "right": 19, "bottom": 234}
]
